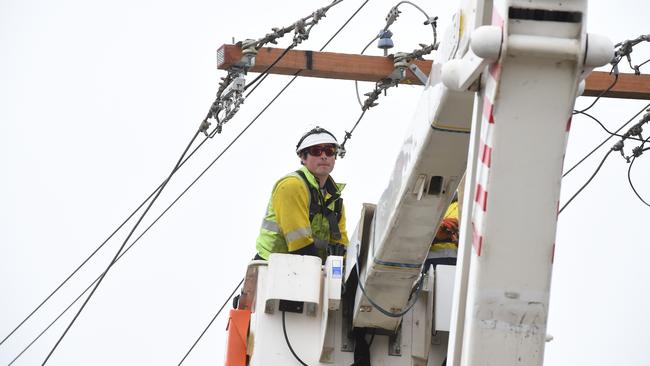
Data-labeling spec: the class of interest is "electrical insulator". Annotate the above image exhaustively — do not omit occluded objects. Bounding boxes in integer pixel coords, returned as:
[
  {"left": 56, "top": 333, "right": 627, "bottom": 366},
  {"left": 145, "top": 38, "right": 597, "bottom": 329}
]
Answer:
[{"left": 377, "top": 30, "right": 394, "bottom": 51}]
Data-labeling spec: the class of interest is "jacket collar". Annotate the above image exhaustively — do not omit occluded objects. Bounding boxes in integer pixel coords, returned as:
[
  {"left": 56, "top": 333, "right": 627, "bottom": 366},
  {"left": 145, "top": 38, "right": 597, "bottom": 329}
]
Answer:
[{"left": 299, "top": 166, "right": 345, "bottom": 194}]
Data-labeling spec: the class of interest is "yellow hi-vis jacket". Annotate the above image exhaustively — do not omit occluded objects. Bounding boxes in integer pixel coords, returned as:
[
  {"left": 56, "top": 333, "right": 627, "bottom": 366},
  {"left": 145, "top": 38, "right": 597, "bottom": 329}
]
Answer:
[
  {"left": 429, "top": 201, "right": 459, "bottom": 259},
  {"left": 256, "top": 166, "right": 349, "bottom": 260}
]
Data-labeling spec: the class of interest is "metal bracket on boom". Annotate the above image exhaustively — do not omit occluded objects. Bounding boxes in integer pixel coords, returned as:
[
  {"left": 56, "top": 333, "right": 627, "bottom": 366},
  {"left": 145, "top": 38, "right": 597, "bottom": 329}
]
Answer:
[
  {"left": 388, "top": 324, "right": 402, "bottom": 356},
  {"left": 409, "top": 63, "right": 429, "bottom": 85}
]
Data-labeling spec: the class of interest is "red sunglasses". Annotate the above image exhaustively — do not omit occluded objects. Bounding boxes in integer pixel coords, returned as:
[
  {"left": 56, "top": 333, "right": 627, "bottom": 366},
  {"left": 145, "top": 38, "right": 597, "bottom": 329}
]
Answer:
[{"left": 306, "top": 145, "right": 337, "bottom": 157}]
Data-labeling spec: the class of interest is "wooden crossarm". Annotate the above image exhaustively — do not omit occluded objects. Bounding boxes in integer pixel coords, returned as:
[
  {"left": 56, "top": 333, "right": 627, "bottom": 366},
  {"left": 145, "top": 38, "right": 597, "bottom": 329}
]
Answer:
[
  {"left": 217, "top": 44, "right": 650, "bottom": 100},
  {"left": 217, "top": 44, "right": 431, "bottom": 85}
]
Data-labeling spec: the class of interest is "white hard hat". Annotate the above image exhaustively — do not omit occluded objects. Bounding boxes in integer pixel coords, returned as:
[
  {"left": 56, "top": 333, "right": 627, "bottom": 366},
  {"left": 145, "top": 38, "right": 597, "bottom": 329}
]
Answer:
[{"left": 295, "top": 126, "right": 339, "bottom": 154}]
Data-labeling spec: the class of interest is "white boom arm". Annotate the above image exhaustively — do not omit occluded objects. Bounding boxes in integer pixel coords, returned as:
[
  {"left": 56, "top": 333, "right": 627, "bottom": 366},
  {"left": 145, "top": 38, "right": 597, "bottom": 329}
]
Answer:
[{"left": 446, "top": 1, "right": 612, "bottom": 365}]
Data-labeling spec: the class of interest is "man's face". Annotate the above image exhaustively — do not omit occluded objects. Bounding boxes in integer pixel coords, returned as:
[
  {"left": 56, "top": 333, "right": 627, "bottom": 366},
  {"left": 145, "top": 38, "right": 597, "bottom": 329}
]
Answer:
[{"left": 301, "top": 144, "right": 337, "bottom": 182}]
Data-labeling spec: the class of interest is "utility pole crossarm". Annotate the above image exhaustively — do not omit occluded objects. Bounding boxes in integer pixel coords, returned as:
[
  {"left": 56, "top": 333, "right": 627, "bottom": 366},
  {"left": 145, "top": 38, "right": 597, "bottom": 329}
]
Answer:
[
  {"left": 217, "top": 44, "right": 432, "bottom": 85},
  {"left": 583, "top": 71, "right": 650, "bottom": 99},
  {"left": 217, "top": 44, "right": 650, "bottom": 100}
]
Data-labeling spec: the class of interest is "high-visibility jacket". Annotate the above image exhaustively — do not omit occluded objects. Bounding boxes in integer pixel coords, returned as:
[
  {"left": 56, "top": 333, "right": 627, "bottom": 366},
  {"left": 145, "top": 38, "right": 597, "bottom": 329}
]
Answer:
[
  {"left": 429, "top": 201, "right": 459, "bottom": 259},
  {"left": 256, "top": 166, "right": 348, "bottom": 260}
]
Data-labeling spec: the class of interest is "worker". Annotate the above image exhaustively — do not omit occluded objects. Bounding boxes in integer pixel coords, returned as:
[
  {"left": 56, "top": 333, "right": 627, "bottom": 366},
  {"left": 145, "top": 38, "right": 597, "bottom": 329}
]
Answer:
[
  {"left": 424, "top": 196, "right": 459, "bottom": 272},
  {"left": 254, "top": 126, "right": 349, "bottom": 262}
]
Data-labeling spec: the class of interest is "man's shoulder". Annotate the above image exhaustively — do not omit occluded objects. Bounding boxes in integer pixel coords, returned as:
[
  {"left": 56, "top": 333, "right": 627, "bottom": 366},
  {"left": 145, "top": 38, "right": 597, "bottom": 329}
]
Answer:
[{"left": 274, "top": 173, "right": 307, "bottom": 191}]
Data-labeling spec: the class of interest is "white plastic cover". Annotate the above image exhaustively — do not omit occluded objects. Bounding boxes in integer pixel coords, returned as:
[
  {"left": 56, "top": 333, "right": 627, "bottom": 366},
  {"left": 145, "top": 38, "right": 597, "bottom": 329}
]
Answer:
[{"left": 265, "top": 253, "right": 321, "bottom": 307}]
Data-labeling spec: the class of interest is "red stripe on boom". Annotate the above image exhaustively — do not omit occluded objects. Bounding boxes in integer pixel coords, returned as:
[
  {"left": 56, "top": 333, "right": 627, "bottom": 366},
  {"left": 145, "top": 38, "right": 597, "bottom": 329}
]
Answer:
[
  {"left": 475, "top": 183, "right": 488, "bottom": 212},
  {"left": 472, "top": 222, "right": 483, "bottom": 257},
  {"left": 482, "top": 98, "right": 495, "bottom": 124},
  {"left": 489, "top": 62, "right": 502, "bottom": 81},
  {"left": 480, "top": 141, "right": 492, "bottom": 168}
]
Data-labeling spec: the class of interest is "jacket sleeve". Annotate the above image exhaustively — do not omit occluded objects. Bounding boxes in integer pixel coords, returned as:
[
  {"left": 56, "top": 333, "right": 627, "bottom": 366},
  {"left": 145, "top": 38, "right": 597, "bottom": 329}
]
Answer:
[{"left": 272, "top": 176, "right": 314, "bottom": 252}]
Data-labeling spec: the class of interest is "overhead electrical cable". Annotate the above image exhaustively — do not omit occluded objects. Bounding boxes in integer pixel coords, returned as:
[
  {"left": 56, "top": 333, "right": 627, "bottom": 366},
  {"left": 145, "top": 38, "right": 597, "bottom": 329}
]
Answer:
[
  {"left": 354, "top": 37, "right": 380, "bottom": 107},
  {"left": 572, "top": 33, "right": 649, "bottom": 116},
  {"left": 177, "top": 277, "right": 245, "bottom": 365},
  {"left": 576, "top": 111, "right": 644, "bottom": 142},
  {"left": 627, "top": 151, "right": 650, "bottom": 207},
  {"left": 560, "top": 148, "right": 614, "bottom": 214},
  {"left": 0, "top": 135, "right": 212, "bottom": 349},
  {"left": 562, "top": 104, "right": 650, "bottom": 213},
  {"left": 41, "top": 128, "right": 203, "bottom": 365},
  {"left": 240, "top": 0, "right": 369, "bottom": 108},
  {"left": 634, "top": 57, "right": 650, "bottom": 72},
  {"left": 8, "top": 278, "right": 98, "bottom": 365},
  {"left": 563, "top": 103, "right": 650, "bottom": 178},
  {"left": 244, "top": 46, "right": 296, "bottom": 93},
  {"left": 563, "top": 33, "right": 650, "bottom": 177},
  {"left": 339, "top": 110, "right": 368, "bottom": 156},
  {"left": 573, "top": 72, "right": 619, "bottom": 115}
]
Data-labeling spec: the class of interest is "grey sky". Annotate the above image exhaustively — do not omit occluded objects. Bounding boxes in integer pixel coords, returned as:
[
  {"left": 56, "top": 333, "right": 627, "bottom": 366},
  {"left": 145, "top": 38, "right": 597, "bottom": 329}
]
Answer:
[{"left": 1, "top": 0, "right": 649, "bottom": 365}]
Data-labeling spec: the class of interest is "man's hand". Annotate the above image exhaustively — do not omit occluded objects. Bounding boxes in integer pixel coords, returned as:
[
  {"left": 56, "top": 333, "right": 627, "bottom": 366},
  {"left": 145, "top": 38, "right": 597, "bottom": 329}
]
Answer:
[{"left": 435, "top": 218, "right": 459, "bottom": 243}]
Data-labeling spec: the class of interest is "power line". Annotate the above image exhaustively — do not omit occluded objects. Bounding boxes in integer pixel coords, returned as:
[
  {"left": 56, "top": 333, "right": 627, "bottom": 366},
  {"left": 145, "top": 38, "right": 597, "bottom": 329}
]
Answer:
[
  {"left": 244, "top": 46, "right": 296, "bottom": 93},
  {"left": 177, "top": 277, "right": 244, "bottom": 365},
  {"left": 0, "top": 135, "right": 211, "bottom": 349},
  {"left": 561, "top": 104, "right": 650, "bottom": 213},
  {"left": 339, "top": 109, "right": 368, "bottom": 157},
  {"left": 634, "top": 57, "right": 650, "bottom": 73},
  {"left": 573, "top": 71, "right": 619, "bottom": 115},
  {"left": 576, "top": 111, "right": 644, "bottom": 142},
  {"left": 627, "top": 151, "right": 650, "bottom": 207},
  {"left": 41, "top": 128, "right": 203, "bottom": 364},
  {"left": 8, "top": 274, "right": 98, "bottom": 365},
  {"left": 563, "top": 33, "right": 650, "bottom": 177},
  {"left": 563, "top": 103, "right": 650, "bottom": 178},
  {"left": 571, "top": 33, "right": 649, "bottom": 116},
  {"left": 560, "top": 148, "right": 614, "bottom": 214}
]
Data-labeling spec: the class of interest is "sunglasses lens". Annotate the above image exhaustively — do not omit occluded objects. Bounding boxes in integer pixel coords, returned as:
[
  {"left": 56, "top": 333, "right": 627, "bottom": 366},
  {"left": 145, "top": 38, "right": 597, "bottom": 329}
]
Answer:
[
  {"left": 323, "top": 146, "right": 336, "bottom": 156},
  {"left": 308, "top": 145, "right": 337, "bottom": 156}
]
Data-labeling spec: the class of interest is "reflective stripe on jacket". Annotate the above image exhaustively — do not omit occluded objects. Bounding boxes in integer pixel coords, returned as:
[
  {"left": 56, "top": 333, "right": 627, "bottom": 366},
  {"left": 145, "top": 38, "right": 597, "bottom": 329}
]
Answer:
[
  {"left": 255, "top": 166, "right": 348, "bottom": 260},
  {"left": 430, "top": 201, "right": 459, "bottom": 257}
]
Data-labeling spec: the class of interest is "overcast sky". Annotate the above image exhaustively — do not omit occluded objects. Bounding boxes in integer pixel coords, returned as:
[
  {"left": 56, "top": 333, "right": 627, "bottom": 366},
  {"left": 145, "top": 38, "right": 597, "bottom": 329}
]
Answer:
[{"left": 1, "top": 0, "right": 649, "bottom": 365}]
